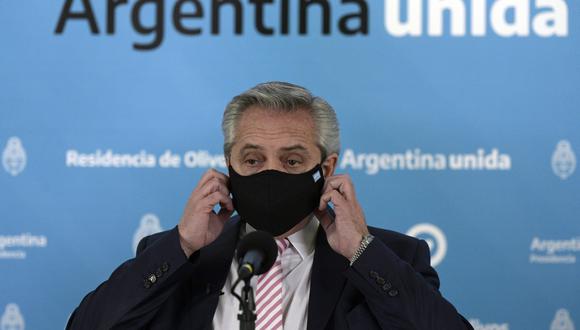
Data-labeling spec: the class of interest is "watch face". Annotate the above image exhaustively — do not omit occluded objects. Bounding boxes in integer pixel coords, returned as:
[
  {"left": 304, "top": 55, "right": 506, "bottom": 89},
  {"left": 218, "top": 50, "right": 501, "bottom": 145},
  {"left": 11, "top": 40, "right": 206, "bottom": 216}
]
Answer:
[{"left": 364, "top": 234, "right": 374, "bottom": 244}]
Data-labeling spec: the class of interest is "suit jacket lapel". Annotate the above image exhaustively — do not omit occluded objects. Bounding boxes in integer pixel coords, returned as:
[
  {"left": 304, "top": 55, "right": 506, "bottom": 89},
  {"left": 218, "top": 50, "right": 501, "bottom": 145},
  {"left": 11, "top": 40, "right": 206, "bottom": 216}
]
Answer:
[
  {"left": 188, "top": 217, "right": 242, "bottom": 329},
  {"left": 307, "top": 227, "right": 349, "bottom": 330}
]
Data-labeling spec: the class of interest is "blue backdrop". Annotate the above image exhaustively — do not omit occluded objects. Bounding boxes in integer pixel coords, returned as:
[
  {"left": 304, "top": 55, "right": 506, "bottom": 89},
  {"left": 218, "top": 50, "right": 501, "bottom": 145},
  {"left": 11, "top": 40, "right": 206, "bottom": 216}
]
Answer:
[{"left": 1, "top": 0, "right": 579, "bottom": 329}]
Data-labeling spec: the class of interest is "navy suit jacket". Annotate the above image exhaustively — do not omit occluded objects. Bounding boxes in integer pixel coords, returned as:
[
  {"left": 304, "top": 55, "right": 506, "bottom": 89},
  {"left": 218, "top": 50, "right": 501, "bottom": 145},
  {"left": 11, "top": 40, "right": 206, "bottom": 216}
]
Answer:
[{"left": 67, "top": 217, "right": 473, "bottom": 329}]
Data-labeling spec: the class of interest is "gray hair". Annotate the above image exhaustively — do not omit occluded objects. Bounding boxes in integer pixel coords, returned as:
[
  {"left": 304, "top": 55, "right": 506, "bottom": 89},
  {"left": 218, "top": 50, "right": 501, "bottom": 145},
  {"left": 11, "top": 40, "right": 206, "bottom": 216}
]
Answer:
[{"left": 222, "top": 81, "right": 340, "bottom": 160}]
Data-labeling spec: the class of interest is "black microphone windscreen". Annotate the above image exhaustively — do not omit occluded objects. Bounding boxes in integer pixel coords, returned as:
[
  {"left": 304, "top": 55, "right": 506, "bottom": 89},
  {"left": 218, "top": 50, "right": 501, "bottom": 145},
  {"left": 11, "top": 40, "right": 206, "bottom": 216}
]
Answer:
[{"left": 236, "top": 230, "right": 277, "bottom": 275}]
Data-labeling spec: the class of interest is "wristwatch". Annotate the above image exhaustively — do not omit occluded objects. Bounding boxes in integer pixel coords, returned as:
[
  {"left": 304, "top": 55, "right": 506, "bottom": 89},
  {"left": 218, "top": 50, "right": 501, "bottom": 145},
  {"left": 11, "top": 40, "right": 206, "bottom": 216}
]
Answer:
[{"left": 349, "top": 233, "right": 375, "bottom": 266}]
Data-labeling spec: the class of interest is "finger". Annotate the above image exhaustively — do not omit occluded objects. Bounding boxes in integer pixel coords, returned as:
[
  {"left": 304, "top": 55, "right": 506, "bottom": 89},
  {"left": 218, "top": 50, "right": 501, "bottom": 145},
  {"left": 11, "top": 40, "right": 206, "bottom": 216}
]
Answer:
[
  {"left": 200, "top": 190, "right": 234, "bottom": 213},
  {"left": 195, "top": 169, "right": 217, "bottom": 190},
  {"left": 211, "top": 169, "right": 229, "bottom": 183},
  {"left": 318, "top": 189, "right": 346, "bottom": 211},
  {"left": 196, "top": 168, "right": 228, "bottom": 191},
  {"left": 324, "top": 175, "right": 356, "bottom": 201},
  {"left": 199, "top": 177, "right": 230, "bottom": 198}
]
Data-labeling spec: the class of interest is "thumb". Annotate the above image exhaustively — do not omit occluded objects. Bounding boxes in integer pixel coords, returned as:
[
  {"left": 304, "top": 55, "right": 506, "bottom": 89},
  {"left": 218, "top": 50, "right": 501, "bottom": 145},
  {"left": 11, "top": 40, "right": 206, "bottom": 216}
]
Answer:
[
  {"left": 314, "top": 208, "right": 334, "bottom": 231},
  {"left": 217, "top": 207, "right": 234, "bottom": 223}
]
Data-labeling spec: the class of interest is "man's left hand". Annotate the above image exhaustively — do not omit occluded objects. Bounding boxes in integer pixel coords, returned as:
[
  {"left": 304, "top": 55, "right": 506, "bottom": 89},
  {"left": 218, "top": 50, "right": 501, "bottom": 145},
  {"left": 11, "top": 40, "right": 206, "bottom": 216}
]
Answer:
[{"left": 314, "top": 174, "right": 370, "bottom": 260}]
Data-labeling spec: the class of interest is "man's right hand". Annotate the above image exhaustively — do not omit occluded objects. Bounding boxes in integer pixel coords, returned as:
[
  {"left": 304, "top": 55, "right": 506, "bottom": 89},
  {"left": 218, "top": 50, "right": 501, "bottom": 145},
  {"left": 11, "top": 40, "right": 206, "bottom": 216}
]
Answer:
[{"left": 177, "top": 169, "right": 234, "bottom": 258}]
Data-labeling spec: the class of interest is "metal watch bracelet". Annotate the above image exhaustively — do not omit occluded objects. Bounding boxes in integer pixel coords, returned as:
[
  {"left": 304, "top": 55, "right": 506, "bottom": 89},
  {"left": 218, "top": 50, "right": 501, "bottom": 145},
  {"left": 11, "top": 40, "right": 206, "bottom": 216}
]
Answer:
[{"left": 349, "top": 233, "right": 375, "bottom": 266}]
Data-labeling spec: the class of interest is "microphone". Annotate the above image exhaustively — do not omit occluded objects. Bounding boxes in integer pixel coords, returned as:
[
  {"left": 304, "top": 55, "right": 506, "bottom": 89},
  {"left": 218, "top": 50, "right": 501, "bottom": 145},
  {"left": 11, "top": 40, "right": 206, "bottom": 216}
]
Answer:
[{"left": 236, "top": 230, "right": 278, "bottom": 280}]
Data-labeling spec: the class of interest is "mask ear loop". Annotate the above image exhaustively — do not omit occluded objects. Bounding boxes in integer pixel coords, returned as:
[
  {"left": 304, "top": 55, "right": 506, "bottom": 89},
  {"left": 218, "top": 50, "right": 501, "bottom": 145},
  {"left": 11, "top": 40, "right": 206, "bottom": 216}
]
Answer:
[
  {"left": 325, "top": 174, "right": 337, "bottom": 222},
  {"left": 326, "top": 204, "right": 336, "bottom": 220},
  {"left": 317, "top": 159, "right": 335, "bottom": 226}
]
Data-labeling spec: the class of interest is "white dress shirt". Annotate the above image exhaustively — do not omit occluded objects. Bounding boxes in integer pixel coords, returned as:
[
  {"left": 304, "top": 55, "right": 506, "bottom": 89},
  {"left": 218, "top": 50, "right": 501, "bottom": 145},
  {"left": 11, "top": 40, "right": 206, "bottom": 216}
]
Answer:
[{"left": 212, "top": 216, "right": 319, "bottom": 330}]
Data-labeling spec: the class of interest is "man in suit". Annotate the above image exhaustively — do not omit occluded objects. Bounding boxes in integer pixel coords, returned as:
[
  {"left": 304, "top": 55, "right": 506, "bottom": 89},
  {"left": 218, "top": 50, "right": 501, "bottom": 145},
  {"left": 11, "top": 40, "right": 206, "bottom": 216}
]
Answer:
[{"left": 67, "top": 82, "right": 473, "bottom": 330}]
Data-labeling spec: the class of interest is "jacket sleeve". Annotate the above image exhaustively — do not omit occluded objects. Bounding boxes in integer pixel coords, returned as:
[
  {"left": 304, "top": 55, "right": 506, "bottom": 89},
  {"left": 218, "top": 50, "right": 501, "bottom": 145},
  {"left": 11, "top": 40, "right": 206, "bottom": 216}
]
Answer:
[
  {"left": 66, "top": 226, "right": 200, "bottom": 330},
  {"left": 343, "top": 237, "right": 473, "bottom": 330}
]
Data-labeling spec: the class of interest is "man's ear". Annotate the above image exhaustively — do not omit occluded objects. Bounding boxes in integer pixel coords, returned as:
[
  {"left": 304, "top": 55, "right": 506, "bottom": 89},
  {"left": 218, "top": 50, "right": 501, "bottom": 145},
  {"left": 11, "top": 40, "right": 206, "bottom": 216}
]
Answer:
[{"left": 321, "top": 153, "right": 338, "bottom": 178}]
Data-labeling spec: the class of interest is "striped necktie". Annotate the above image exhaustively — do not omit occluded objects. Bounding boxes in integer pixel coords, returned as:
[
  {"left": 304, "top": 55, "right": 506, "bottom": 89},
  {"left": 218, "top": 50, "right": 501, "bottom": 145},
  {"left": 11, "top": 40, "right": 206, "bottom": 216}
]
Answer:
[{"left": 255, "top": 238, "right": 290, "bottom": 330}]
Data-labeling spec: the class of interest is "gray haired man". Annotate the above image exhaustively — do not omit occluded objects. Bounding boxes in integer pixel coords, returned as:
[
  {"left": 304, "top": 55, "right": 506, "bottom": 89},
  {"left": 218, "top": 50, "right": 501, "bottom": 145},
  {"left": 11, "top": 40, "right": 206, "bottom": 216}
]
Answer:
[{"left": 67, "top": 82, "right": 473, "bottom": 330}]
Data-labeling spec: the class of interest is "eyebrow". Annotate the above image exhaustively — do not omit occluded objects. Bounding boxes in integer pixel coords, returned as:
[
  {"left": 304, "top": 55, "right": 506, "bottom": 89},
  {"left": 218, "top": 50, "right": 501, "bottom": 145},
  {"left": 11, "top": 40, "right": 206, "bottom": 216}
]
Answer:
[
  {"left": 238, "top": 144, "right": 310, "bottom": 155},
  {"left": 280, "top": 144, "right": 310, "bottom": 154},
  {"left": 239, "top": 144, "right": 264, "bottom": 154}
]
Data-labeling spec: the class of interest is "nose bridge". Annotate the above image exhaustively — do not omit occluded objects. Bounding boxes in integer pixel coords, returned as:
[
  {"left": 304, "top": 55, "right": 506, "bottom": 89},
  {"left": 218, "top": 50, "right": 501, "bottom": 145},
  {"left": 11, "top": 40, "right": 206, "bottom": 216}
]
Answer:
[{"left": 263, "top": 155, "right": 284, "bottom": 172}]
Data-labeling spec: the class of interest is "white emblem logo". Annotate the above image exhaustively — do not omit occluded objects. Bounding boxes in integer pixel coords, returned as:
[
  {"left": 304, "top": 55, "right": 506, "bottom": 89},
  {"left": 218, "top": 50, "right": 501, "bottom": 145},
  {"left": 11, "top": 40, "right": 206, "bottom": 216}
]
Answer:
[
  {"left": 132, "top": 213, "right": 163, "bottom": 255},
  {"left": 1, "top": 303, "right": 25, "bottom": 330},
  {"left": 312, "top": 170, "right": 321, "bottom": 182},
  {"left": 406, "top": 223, "right": 448, "bottom": 267},
  {"left": 551, "top": 308, "right": 575, "bottom": 330},
  {"left": 552, "top": 140, "right": 576, "bottom": 180},
  {"left": 2, "top": 137, "right": 27, "bottom": 176}
]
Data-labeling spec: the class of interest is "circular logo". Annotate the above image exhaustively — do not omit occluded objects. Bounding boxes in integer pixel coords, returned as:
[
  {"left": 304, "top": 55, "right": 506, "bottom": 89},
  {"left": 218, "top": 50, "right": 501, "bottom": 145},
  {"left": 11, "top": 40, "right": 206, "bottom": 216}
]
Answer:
[{"left": 406, "top": 223, "right": 447, "bottom": 267}]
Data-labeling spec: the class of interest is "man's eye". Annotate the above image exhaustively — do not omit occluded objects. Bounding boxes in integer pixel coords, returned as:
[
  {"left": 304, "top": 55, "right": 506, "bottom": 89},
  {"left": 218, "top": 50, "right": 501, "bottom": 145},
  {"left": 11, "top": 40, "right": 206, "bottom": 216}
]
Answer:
[
  {"left": 245, "top": 159, "right": 258, "bottom": 166},
  {"left": 287, "top": 159, "right": 301, "bottom": 166}
]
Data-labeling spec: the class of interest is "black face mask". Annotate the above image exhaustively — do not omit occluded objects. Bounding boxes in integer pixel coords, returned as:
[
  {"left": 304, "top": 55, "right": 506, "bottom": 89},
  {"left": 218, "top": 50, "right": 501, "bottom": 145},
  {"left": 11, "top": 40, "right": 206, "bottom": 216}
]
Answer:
[{"left": 228, "top": 164, "right": 325, "bottom": 236}]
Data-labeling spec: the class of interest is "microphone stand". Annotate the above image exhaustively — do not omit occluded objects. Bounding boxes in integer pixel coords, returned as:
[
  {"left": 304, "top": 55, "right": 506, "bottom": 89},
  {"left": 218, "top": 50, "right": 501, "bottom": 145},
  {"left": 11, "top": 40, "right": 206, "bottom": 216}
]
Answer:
[{"left": 232, "top": 277, "right": 256, "bottom": 330}]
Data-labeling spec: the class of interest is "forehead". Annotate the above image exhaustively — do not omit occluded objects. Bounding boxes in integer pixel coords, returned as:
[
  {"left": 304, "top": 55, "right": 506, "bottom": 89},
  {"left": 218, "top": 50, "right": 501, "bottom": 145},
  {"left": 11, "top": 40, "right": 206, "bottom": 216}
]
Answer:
[{"left": 234, "top": 106, "right": 318, "bottom": 150}]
